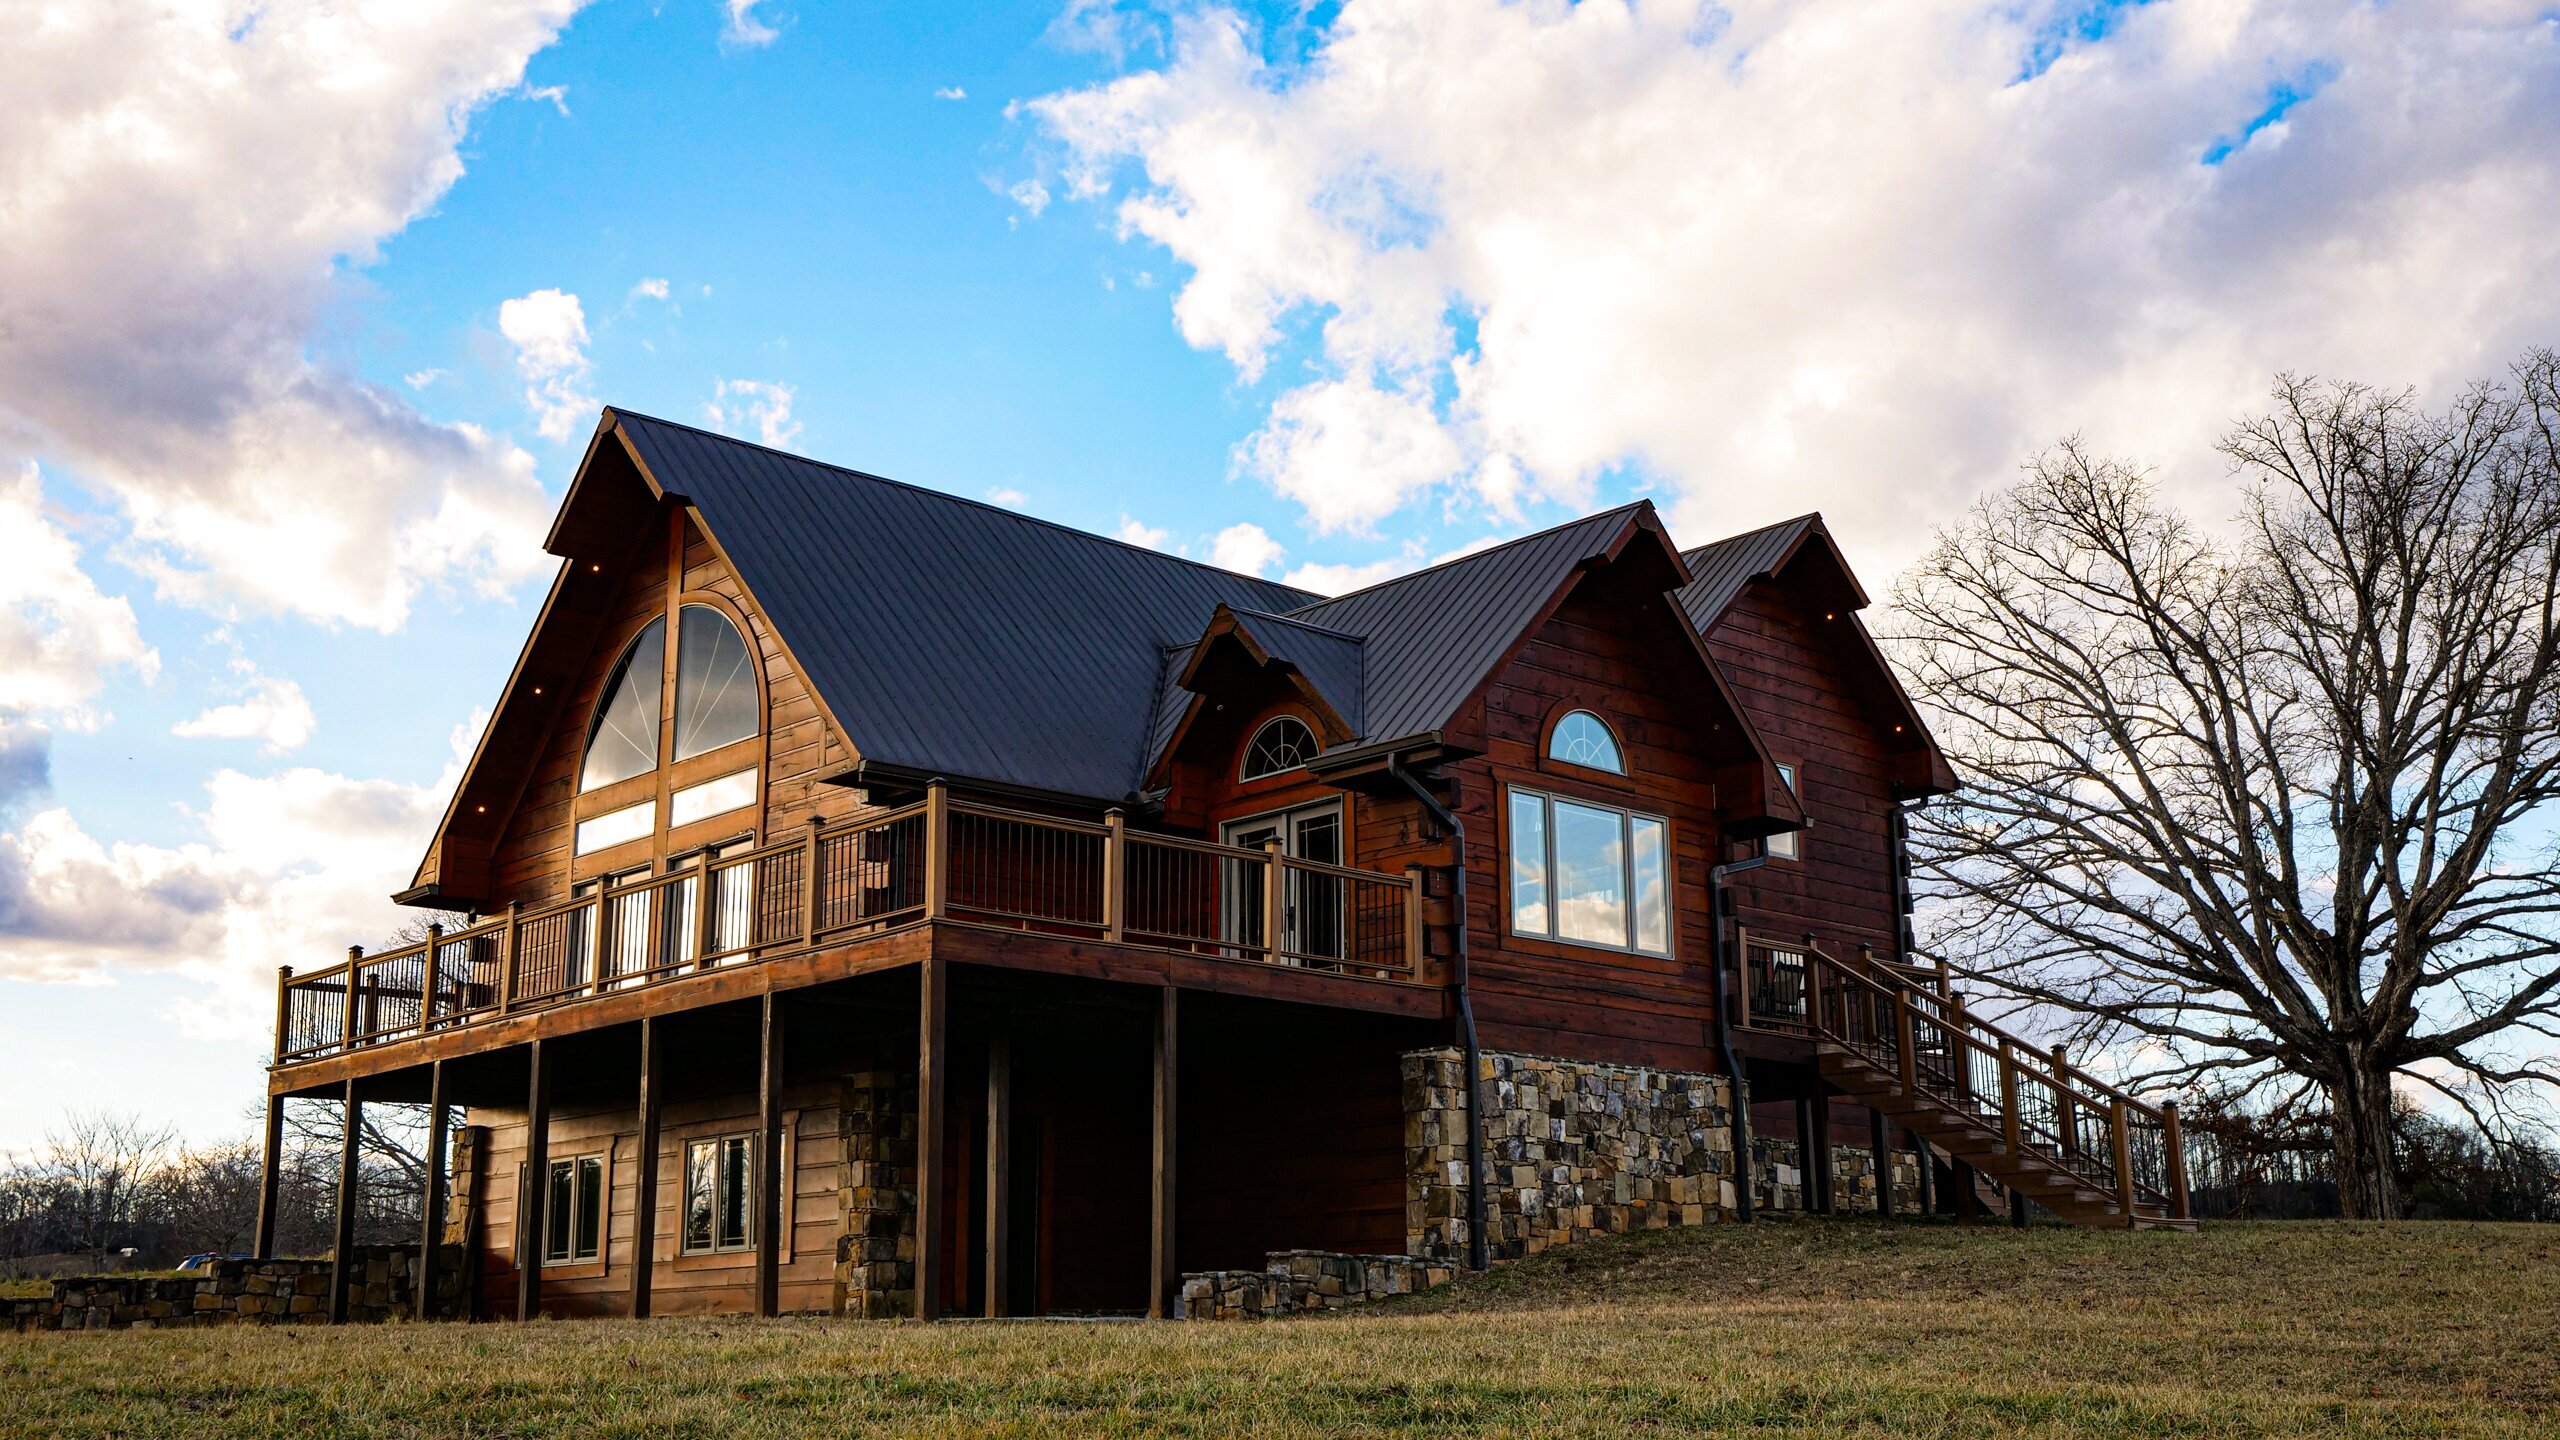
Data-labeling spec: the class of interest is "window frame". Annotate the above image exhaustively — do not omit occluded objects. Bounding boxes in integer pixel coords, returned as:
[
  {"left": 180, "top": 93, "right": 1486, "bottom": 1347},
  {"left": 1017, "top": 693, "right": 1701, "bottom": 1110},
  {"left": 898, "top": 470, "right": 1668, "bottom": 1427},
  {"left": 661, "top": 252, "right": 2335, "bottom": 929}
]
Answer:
[
  {"left": 1544, "top": 708, "right": 1627, "bottom": 776},
  {"left": 578, "top": 618, "right": 669, "bottom": 796},
  {"left": 671, "top": 603, "right": 761, "bottom": 764},
  {"left": 1239, "top": 714, "right": 1320, "bottom": 782},
  {"left": 1504, "top": 784, "right": 1674, "bottom": 957},
  {"left": 680, "top": 1132, "right": 758, "bottom": 1257},
  {"left": 1764, "top": 762, "right": 1802, "bottom": 862},
  {"left": 540, "top": 1151, "right": 608, "bottom": 1267}
]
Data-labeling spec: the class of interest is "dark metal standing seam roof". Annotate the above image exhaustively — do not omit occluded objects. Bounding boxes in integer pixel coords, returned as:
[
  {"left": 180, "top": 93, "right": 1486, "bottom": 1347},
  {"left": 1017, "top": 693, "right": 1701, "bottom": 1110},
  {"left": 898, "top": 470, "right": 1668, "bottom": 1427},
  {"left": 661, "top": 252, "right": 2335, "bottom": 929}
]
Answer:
[
  {"left": 1218, "top": 608, "right": 1368, "bottom": 735},
  {"left": 1283, "top": 504, "right": 1654, "bottom": 743},
  {"left": 1673, "top": 515, "right": 1817, "bottom": 633},
  {"left": 612, "top": 411, "right": 1320, "bottom": 801}
]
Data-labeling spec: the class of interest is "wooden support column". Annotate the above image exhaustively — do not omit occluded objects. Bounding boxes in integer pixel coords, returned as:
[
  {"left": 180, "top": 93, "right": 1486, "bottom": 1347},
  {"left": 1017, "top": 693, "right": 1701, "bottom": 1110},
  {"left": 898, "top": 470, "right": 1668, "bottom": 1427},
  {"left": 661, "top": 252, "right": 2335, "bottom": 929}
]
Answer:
[
  {"left": 632, "top": 1016, "right": 662, "bottom": 1319},
  {"left": 1910, "top": 1129, "right": 1936, "bottom": 1217},
  {"left": 1150, "top": 986, "right": 1179, "bottom": 1319},
  {"left": 253, "top": 1092, "right": 285, "bottom": 1260},
  {"left": 1870, "top": 1106, "right": 1893, "bottom": 1217},
  {"left": 984, "top": 1032, "right": 1012, "bottom": 1318},
  {"left": 518, "top": 1040, "right": 549, "bottom": 1323},
  {"left": 757, "top": 993, "right": 785, "bottom": 1317},
  {"left": 417, "top": 1062, "right": 448, "bottom": 1322},
  {"left": 915, "top": 958, "right": 949, "bottom": 1321},
  {"left": 1793, "top": 1096, "right": 1817, "bottom": 1212},
  {"left": 329, "top": 1078, "right": 362, "bottom": 1324},
  {"left": 2163, "top": 1101, "right": 2192, "bottom": 1222},
  {"left": 1951, "top": 1157, "right": 1986, "bottom": 1219}
]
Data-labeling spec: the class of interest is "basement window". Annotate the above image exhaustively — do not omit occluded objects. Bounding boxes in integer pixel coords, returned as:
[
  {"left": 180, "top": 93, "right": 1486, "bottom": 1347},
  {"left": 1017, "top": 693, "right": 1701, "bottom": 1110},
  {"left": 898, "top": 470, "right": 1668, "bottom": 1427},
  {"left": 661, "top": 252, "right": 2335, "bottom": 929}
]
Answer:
[
  {"left": 542, "top": 1154, "right": 605, "bottom": 1266},
  {"left": 1508, "top": 787, "right": 1670, "bottom": 955},
  {"left": 682, "top": 1134, "right": 756, "bottom": 1255}
]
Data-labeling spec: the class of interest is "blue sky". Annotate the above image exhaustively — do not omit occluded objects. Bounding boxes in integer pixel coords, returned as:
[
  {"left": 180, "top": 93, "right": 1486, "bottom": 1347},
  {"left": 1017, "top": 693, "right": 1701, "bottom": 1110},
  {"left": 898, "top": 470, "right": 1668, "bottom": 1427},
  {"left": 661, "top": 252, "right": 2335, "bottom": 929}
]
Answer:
[{"left": 4, "top": 0, "right": 2559, "bottom": 1153}]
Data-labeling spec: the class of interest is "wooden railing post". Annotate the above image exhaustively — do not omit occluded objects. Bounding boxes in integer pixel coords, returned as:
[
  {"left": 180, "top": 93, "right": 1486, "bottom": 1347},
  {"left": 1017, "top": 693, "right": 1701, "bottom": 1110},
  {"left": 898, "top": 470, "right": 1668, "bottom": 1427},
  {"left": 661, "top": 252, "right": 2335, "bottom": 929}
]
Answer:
[
  {"left": 1263, "top": 837, "right": 1288, "bottom": 962},
  {"left": 497, "top": 902, "right": 521, "bottom": 1013},
  {"left": 802, "top": 814, "right": 826, "bottom": 944},
  {"left": 2163, "top": 1100, "right": 2192, "bottom": 1221},
  {"left": 2110, "top": 1097, "right": 2139, "bottom": 1225},
  {"left": 694, "top": 856, "right": 719, "bottom": 968},
  {"left": 272, "top": 965, "right": 294, "bottom": 1065},
  {"left": 924, "top": 780, "right": 950, "bottom": 921},
  {"left": 1402, "top": 863, "right": 1425, "bottom": 975},
  {"left": 1736, "top": 927, "right": 1758, "bottom": 1027},
  {"left": 2050, "top": 1044, "right": 2076, "bottom": 1157},
  {"left": 342, "top": 946, "right": 363, "bottom": 1051},
  {"left": 420, "top": 923, "right": 443, "bottom": 1034},
  {"left": 593, "top": 875, "right": 618, "bottom": 996},
  {"left": 1997, "top": 1040, "right": 2022, "bottom": 1159},
  {"left": 1102, "top": 809, "right": 1126, "bottom": 944},
  {"left": 1895, "top": 990, "right": 1919, "bottom": 1096},
  {"left": 1947, "top": 992, "right": 1971, "bottom": 1102}
]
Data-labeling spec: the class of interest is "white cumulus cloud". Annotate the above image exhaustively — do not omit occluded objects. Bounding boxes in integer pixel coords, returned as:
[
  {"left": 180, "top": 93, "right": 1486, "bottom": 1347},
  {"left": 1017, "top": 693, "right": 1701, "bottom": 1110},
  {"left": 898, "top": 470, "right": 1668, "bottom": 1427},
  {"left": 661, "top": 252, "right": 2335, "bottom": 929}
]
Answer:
[
  {"left": 1209, "top": 521, "right": 1285, "bottom": 576},
  {"left": 172, "top": 663, "right": 317, "bottom": 755},
  {"left": 706, "top": 379, "right": 802, "bottom": 450},
  {"left": 723, "top": 0, "right": 781, "bottom": 49},
  {"left": 1115, "top": 515, "right": 1172, "bottom": 549},
  {"left": 1029, "top": 0, "right": 2560, "bottom": 576},
  {"left": 0, "top": 0, "right": 578, "bottom": 632},
  {"left": 0, "top": 465, "right": 158, "bottom": 728},
  {"left": 498, "top": 288, "right": 598, "bottom": 441}
]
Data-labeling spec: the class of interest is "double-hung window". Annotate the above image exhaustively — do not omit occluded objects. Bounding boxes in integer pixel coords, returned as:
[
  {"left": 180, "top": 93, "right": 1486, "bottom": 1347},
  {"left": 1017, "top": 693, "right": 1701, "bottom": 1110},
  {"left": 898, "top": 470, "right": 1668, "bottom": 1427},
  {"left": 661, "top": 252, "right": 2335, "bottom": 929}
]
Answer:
[
  {"left": 1508, "top": 787, "right": 1671, "bottom": 955},
  {"left": 682, "top": 1133, "right": 756, "bottom": 1255},
  {"left": 542, "top": 1154, "right": 605, "bottom": 1266}
]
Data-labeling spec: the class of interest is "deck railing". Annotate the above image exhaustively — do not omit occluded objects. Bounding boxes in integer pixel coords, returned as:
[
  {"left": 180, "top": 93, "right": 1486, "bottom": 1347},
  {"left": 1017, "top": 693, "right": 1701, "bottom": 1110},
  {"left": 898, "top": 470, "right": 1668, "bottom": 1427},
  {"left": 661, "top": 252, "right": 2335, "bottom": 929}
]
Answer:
[
  {"left": 1736, "top": 928, "right": 2191, "bottom": 1222},
  {"left": 274, "top": 788, "right": 1428, "bottom": 1066}
]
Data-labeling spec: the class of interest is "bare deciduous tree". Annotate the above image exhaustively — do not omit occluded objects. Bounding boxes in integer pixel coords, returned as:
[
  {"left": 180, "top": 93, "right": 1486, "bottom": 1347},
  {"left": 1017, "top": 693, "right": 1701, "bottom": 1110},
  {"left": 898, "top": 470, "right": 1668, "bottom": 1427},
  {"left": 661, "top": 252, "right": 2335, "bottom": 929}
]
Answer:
[{"left": 1898, "top": 351, "right": 2560, "bottom": 1219}]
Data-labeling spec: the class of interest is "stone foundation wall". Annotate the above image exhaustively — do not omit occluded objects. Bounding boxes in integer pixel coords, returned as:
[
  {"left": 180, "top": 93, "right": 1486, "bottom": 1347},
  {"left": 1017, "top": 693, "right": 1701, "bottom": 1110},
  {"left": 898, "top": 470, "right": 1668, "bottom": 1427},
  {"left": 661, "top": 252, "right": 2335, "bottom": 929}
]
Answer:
[
  {"left": 1750, "top": 1137, "right": 1926, "bottom": 1215},
  {"left": 833, "top": 1065, "right": 919, "bottom": 1319},
  {"left": 1179, "top": 1250, "right": 1458, "bottom": 1320},
  {"left": 1405, "top": 1048, "right": 1739, "bottom": 1263},
  {"left": 2, "top": 1246, "right": 460, "bottom": 1332}
]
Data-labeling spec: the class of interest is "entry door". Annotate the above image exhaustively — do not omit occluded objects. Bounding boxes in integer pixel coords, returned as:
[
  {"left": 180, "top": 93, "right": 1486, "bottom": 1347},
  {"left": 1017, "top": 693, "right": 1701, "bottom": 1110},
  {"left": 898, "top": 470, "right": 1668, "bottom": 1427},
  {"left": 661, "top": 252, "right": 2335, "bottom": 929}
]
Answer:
[{"left": 1220, "top": 802, "right": 1345, "bottom": 963}]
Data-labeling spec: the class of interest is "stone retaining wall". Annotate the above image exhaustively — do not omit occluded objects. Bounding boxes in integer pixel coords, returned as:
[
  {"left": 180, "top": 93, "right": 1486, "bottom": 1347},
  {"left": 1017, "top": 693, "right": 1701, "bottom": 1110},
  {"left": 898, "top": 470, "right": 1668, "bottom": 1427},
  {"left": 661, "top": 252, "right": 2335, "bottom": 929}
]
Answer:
[
  {"left": 1178, "top": 1251, "right": 1458, "bottom": 1321},
  {"left": 2, "top": 1246, "right": 459, "bottom": 1332},
  {"left": 1405, "top": 1048, "right": 1739, "bottom": 1262},
  {"left": 1750, "top": 1137, "right": 1926, "bottom": 1215}
]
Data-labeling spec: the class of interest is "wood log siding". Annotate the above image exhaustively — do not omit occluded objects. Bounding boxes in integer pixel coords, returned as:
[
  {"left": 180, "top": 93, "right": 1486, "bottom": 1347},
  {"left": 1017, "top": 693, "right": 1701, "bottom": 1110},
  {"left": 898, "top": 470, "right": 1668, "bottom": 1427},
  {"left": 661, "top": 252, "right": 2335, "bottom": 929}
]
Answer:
[
  {"left": 1703, "top": 578, "right": 1904, "bottom": 960},
  {"left": 488, "top": 509, "right": 860, "bottom": 911}
]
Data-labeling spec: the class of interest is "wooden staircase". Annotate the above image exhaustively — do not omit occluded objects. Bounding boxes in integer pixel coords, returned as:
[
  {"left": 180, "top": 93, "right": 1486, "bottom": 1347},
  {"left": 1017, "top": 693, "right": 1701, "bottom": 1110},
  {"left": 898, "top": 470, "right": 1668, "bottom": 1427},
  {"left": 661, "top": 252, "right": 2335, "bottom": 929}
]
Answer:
[{"left": 1738, "top": 929, "right": 2196, "bottom": 1231}]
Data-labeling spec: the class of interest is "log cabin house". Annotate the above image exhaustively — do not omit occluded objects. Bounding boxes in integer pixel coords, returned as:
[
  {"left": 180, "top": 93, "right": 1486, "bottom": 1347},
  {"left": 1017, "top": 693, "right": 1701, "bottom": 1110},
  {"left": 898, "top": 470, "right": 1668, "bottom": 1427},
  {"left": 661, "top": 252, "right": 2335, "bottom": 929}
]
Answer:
[{"left": 255, "top": 409, "right": 2193, "bottom": 1325}]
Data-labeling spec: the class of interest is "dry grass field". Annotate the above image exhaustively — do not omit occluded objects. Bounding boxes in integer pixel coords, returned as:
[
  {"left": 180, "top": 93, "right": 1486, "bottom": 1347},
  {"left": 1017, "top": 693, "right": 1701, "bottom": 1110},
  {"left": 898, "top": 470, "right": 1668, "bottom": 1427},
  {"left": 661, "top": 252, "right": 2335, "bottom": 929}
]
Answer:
[{"left": 4, "top": 1219, "right": 2554, "bottom": 1438}]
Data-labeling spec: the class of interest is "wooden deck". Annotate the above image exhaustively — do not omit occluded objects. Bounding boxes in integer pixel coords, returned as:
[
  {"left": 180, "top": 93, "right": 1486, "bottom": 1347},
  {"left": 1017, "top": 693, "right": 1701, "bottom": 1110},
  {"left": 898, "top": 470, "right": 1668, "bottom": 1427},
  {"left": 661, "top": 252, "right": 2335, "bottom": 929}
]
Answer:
[{"left": 270, "top": 787, "right": 1444, "bottom": 1095}]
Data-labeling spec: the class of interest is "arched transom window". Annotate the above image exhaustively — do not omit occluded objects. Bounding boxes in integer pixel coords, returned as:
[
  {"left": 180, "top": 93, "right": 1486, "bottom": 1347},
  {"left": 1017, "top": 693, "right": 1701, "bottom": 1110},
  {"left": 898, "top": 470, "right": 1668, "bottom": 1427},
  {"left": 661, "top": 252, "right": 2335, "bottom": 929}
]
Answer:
[
  {"left": 1549, "top": 710, "right": 1625, "bottom": 774},
  {"left": 1241, "top": 716, "right": 1318, "bottom": 780},
  {"left": 579, "top": 606, "right": 761, "bottom": 795}
]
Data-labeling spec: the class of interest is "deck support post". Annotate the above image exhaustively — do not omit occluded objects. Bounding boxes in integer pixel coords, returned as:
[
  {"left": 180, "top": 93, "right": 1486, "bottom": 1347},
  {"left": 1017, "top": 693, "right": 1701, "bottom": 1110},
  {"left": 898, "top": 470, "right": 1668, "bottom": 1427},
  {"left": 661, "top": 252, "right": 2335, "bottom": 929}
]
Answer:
[
  {"left": 2163, "top": 1100, "right": 2191, "bottom": 1222},
  {"left": 1909, "top": 1129, "right": 1936, "bottom": 1217},
  {"left": 418, "top": 1061, "right": 448, "bottom": 1322},
  {"left": 984, "top": 1031, "right": 1012, "bottom": 1318},
  {"left": 1150, "top": 985, "right": 1179, "bottom": 1319},
  {"left": 253, "top": 1092, "right": 285, "bottom": 1261},
  {"left": 329, "top": 1078, "right": 362, "bottom": 1324},
  {"left": 2110, "top": 1097, "right": 2139, "bottom": 1229},
  {"left": 1870, "top": 1106, "right": 1892, "bottom": 1218},
  {"left": 2010, "top": 1186, "right": 2030, "bottom": 1228},
  {"left": 518, "top": 1039, "right": 549, "bottom": 1322},
  {"left": 915, "top": 957, "right": 948, "bottom": 1321},
  {"left": 632, "top": 1016, "right": 661, "bottom": 1319},
  {"left": 757, "top": 993, "right": 784, "bottom": 1317}
]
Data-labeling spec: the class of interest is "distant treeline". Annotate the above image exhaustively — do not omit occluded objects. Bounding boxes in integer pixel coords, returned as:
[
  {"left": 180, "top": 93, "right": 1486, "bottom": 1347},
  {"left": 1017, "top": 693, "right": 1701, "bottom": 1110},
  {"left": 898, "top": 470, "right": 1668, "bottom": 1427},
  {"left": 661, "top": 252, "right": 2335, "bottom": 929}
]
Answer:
[{"left": 2183, "top": 1099, "right": 2560, "bottom": 1222}]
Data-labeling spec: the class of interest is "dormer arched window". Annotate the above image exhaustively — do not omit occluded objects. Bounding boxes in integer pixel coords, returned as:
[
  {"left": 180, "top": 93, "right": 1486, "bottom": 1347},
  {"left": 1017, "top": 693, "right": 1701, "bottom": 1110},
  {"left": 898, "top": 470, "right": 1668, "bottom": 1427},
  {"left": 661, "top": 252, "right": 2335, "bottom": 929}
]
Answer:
[
  {"left": 1241, "top": 715, "right": 1318, "bottom": 780},
  {"left": 1548, "top": 709, "right": 1625, "bottom": 774},
  {"left": 674, "top": 605, "right": 757, "bottom": 760},
  {"left": 580, "top": 619, "right": 666, "bottom": 792}
]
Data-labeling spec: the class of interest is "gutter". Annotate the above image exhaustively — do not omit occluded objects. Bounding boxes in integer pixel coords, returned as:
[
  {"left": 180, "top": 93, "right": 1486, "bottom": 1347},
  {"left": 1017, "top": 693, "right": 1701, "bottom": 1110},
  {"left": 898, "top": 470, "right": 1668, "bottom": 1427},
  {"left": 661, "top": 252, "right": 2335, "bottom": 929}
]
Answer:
[
  {"left": 1708, "top": 851, "right": 1768, "bottom": 1223},
  {"left": 1388, "top": 753, "right": 1489, "bottom": 1274}
]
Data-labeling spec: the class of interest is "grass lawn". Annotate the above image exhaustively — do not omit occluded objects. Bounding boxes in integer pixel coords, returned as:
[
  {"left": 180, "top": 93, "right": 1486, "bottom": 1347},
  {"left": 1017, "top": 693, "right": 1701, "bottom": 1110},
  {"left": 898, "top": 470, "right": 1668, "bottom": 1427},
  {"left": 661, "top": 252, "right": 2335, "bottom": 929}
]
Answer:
[{"left": 4, "top": 1219, "right": 2553, "bottom": 1437}]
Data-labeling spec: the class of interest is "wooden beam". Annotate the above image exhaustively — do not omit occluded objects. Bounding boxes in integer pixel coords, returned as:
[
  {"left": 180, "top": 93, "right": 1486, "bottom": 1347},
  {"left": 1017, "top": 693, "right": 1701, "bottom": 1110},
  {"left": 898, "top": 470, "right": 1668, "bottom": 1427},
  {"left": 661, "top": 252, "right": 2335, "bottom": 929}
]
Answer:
[
  {"left": 253, "top": 1093, "right": 284, "bottom": 1261},
  {"left": 915, "top": 957, "right": 948, "bottom": 1321},
  {"left": 1150, "top": 985, "right": 1178, "bottom": 1319},
  {"left": 518, "top": 1040, "right": 549, "bottom": 1323},
  {"left": 418, "top": 1062, "right": 448, "bottom": 1322},
  {"left": 1869, "top": 1105, "right": 1892, "bottom": 1218},
  {"left": 756, "top": 994, "right": 783, "bottom": 1317},
  {"left": 329, "top": 1079, "right": 361, "bottom": 1324},
  {"left": 632, "top": 1016, "right": 661, "bottom": 1320},
  {"left": 1909, "top": 1128, "right": 1936, "bottom": 1217},
  {"left": 984, "top": 1031, "right": 1012, "bottom": 1319}
]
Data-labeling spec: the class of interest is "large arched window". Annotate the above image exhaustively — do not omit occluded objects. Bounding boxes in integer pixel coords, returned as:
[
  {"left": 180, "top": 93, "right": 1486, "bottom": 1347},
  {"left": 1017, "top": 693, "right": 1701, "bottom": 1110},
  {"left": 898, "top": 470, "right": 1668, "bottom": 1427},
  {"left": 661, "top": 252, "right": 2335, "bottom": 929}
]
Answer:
[
  {"left": 580, "top": 619, "right": 665, "bottom": 792},
  {"left": 1548, "top": 709, "right": 1625, "bottom": 774},
  {"left": 1241, "top": 716, "right": 1318, "bottom": 780},
  {"left": 674, "top": 605, "right": 758, "bottom": 760}
]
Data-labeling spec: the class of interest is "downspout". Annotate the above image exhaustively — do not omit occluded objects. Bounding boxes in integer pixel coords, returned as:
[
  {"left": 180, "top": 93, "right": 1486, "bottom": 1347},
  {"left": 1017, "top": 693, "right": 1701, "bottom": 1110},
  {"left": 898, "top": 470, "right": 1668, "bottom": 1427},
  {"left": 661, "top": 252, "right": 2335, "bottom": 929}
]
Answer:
[
  {"left": 1709, "top": 851, "right": 1768, "bottom": 1223},
  {"left": 1389, "top": 754, "right": 1488, "bottom": 1274}
]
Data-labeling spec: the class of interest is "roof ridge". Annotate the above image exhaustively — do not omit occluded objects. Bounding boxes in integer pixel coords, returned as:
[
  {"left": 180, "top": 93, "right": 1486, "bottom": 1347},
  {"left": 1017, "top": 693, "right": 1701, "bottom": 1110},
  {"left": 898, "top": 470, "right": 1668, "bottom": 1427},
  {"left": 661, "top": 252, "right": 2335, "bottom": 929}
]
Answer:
[
  {"left": 609, "top": 406, "right": 1325, "bottom": 604},
  {"left": 1286, "top": 500, "right": 1654, "bottom": 614},
  {"left": 1221, "top": 605, "right": 1369, "bottom": 643}
]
